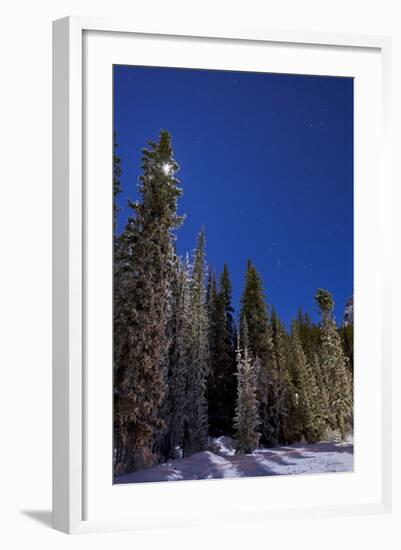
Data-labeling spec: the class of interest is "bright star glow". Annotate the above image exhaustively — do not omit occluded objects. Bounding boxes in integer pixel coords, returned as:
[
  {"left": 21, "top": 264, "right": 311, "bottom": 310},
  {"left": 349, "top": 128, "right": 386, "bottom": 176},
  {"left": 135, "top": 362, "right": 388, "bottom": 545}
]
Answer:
[{"left": 162, "top": 162, "right": 171, "bottom": 175}]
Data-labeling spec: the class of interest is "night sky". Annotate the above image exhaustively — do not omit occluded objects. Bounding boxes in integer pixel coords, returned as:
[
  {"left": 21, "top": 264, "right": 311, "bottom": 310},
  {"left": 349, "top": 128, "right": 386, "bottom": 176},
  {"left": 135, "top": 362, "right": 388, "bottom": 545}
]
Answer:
[{"left": 113, "top": 65, "right": 353, "bottom": 328}]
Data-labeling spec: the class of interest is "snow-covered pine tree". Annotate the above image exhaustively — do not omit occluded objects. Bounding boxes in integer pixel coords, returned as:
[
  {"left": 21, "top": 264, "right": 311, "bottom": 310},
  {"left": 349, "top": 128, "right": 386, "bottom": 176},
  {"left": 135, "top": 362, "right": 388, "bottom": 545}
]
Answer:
[
  {"left": 339, "top": 322, "right": 354, "bottom": 373},
  {"left": 207, "top": 264, "right": 236, "bottom": 436},
  {"left": 113, "top": 132, "right": 122, "bottom": 233},
  {"left": 234, "top": 318, "right": 261, "bottom": 454},
  {"left": 240, "top": 260, "right": 275, "bottom": 445},
  {"left": 270, "top": 307, "right": 291, "bottom": 444},
  {"left": 315, "top": 289, "right": 353, "bottom": 440},
  {"left": 206, "top": 268, "right": 218, "bottom": 365},
  {"left": 310, "top": 351, "right": 330, "bottom": 435},
  {"left": 288, "top": 321, "right": 325, "bottom": 443},
  {"left": 113, "top": 132, "right": 124, "bottom": 466},
  {"left": 183, "top": 228, "right": 209, "bottom": 456},
  {"left": 206, "top": 270, "right": 219, "bottom": 434},
  {"left": 157, "top": 256, "right": 193, "bottom": 459},
  {"left": 296, "top": 309, "right": 321, "bottom": 365},
  {"left": 285, "top": 321, "right": 307, "bottom": 443},
  {"left": 114, "top": 130, "right": 184, "bottom": 472}
]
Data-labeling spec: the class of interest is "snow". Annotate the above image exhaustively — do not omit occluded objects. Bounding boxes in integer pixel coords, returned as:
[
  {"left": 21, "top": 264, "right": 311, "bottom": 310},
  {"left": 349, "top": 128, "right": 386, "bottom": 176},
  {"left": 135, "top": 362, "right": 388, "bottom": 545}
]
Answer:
[
  {"left": 114, "top": 437, "right": 353, "bottom": 484},
  {"left": 214, "top": 436, "right": 236, "bottom": 456},
  {"left": 252, "top": 443, "right": 353, "bottom": 476},
  {"left": 205, "top": 451, "right": 240, "bottom": 478}
]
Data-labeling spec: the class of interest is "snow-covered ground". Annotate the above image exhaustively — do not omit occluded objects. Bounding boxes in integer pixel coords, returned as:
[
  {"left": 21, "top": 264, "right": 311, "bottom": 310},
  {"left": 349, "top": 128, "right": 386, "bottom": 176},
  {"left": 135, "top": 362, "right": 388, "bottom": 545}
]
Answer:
[{"left": 114, "top": 436, "right": 353, "bottom": 484}]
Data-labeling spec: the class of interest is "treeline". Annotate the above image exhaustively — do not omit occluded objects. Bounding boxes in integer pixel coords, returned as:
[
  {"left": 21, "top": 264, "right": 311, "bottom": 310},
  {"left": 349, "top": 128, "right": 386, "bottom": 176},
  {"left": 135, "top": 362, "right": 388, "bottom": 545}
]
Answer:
[{"left": 113, "top": 130, "right": 353, "bottom": 475}]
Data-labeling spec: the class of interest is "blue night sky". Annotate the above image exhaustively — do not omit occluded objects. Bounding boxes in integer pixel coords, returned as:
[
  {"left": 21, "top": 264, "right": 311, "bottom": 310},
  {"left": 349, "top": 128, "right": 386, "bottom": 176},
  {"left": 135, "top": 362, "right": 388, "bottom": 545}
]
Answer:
[{"left": 114, "top": 65, "right": 353, "bottom": 328}]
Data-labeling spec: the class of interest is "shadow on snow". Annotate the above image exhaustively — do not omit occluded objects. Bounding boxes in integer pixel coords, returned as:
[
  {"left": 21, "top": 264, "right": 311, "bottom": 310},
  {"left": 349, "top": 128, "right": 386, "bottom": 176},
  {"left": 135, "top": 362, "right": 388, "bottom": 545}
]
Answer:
[{"left": 114, "top": 439, "right": 353, "bottom": 484}]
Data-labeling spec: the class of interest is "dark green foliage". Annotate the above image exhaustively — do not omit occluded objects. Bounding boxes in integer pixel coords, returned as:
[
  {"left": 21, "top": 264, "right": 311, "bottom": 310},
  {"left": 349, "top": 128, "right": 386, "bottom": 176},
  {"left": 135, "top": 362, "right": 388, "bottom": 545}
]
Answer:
[
  {"left": 240, "top": 261, "right": 275, "bottom": 445},
  {"left": 297, "top": 309, "right": 321, "bottom": 364},
  {"left": 183, "top": 228, "right": 210, "bottom": 456},
  {"left": 207, "top": 264, "right": 236, "bottom": 435},
  {"left": 315, "top": 288, "right": 335, "bottom": 320}
]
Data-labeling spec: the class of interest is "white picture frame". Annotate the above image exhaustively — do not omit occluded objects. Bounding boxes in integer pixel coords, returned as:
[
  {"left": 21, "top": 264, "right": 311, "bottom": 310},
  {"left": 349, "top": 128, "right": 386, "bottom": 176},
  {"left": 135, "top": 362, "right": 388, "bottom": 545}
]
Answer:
[{"left": 52, "top": 16, "right": 392, "bottom": 534}]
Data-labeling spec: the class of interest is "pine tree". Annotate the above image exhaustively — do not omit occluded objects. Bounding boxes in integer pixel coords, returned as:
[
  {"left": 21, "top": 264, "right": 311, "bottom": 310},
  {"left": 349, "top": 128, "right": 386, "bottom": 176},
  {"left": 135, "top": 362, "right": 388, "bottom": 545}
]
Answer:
[
  {"left": 339, "top": 323, "right": 354, "bottom": 373},
  {"left": 113, "top": 132, "right": 125, "bottom": 468},
  {"left": 288, "top": 321, "right": 325, "bottom": 443},
  {"left": 206, "top": 268, "right": 216, "bottom": 319},
  {"left": 207, "top": 264, "right": 236, "bottom": 435},
  {"left": 310, "top": 351, "right": 330, "bottom": 434},
  {"left": 183, "top": 228, "right": 209, "bottom": 455},
  {"left": 240, "top": 260, "right": 274, "bottom": 445},
  {"left": 157, "top": 257, "right": 193, "bottom": 459},
  {"left": 113, "top": 132, "right": 122, "bottom": 233},
  {"left": 207, "top": 270, "right": 220, "bottom": 435},
  {"left": 220, "top": 264, "right": 235, "bottom": 350},
  {"left": 270, "top": 307, "right": 291, "bottom": 444},
  {"left": 219, "top": 264, "right": 237, "bottom": 432},
  {"left": 297, "top": 309, "right": 321, "bottom": 364},
  {"left": 315, "top": 289, "right": 353, "bottom": 440},
  {"left": 114, "top": 130, "right": 184, "bottom": 472},
  {"left": 301, "top": 317, "right": 331, "bottom": 428},
  {"left": 234, "top": 318, "right": 261, "bottom": 454}
]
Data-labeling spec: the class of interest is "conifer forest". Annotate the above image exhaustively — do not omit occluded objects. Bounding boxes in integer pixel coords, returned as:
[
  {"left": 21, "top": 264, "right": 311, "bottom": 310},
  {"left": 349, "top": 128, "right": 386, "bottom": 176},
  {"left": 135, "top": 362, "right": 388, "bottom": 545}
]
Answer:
[{"left": 113, "top": 130, "right": 354, "bottom": 483}]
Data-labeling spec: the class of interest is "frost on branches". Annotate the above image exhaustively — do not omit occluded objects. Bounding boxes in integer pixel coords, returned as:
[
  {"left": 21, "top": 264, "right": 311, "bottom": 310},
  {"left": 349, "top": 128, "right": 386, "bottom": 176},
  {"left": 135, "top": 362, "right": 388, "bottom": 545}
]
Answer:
[{"left": 233, "top": 319, "right": 261, "bottom": 454}]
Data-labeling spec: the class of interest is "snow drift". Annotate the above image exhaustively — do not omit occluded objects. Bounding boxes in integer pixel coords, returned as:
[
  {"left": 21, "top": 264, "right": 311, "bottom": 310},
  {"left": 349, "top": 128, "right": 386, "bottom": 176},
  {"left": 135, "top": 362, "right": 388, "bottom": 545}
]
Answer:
[{"left": 114, "top": 436, "right": 353, "bottom": 484}]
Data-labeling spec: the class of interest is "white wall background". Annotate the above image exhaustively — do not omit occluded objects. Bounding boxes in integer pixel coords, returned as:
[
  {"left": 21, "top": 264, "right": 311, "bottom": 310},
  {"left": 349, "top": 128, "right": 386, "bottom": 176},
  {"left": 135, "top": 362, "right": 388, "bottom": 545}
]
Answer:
[{"left": 0, "top": 1, "right": 399, "bottom": 548}]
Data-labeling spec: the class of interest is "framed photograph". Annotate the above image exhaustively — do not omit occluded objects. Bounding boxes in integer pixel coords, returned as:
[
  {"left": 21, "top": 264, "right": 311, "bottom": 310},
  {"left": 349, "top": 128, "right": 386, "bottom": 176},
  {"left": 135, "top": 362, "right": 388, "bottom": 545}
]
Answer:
[{"left": 52, "top": 17, "right": 392, "bottom": 534}]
